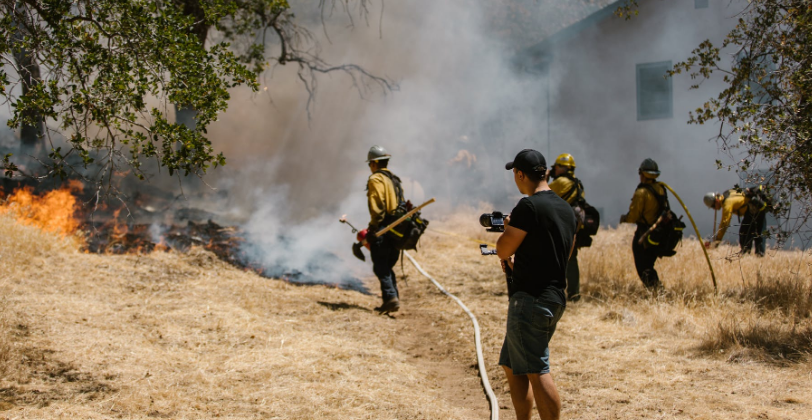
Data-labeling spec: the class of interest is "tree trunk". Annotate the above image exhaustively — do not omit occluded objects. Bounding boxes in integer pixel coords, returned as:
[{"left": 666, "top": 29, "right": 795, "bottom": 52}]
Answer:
[{"left": 12, "top": 1, "right": 43, "bottom": 152}]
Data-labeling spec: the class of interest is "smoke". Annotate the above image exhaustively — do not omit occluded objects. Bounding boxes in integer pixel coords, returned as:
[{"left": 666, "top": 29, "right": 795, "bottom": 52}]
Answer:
[
  {"left": 4, "top": 0, "right": 790, "bottom": 288},
  {"left": 193, "top": 0, "right": 759, "bottom": 286},
  {"left": 187, "top": 0, "right": 559, "bottom": 288}
]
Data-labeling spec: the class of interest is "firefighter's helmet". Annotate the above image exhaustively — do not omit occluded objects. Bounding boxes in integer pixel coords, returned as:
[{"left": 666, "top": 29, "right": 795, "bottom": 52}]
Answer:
[
  {"left": 638, "top": 158, "right": 660, "bottom": 179},
  {"left": 366, "top": 145, "right": 391, "bottom": 162},
  {"left": 554, "top": 153, "right": 576, "bottom": 169},
  {"left": 703, "top": 192, "right": 719, "bottom": 208}
]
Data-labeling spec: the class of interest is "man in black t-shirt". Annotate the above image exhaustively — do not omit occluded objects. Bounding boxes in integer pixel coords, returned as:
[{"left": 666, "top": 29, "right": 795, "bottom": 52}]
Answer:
[{"left": 496, "top": 149, "right": 577, "bottom": 420}]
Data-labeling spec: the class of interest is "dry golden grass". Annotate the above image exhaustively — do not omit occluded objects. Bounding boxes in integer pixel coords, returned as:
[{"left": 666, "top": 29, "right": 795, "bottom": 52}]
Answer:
[
  {"left": 2, "top": 208, "right": 811, "bottom": 419},
  {"left": 422, "top": 208, "right": 812, "bottom": 419},
  {"left": 0, "top": 213, "right": 480, "bottom": 418}
]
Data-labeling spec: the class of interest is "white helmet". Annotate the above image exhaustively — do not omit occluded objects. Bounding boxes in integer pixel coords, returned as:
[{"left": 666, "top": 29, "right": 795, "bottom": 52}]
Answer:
[
  {"left": 703, "top": 192, "right": 719, "bottom": 208},
  {"left": 366, "top": 145, "right": 391, "bottom": 162}
]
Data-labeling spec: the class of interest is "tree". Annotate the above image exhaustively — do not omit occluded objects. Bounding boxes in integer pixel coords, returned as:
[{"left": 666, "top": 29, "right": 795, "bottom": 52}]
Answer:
[
  {"left": 669, "top": 0, "right": 812, "bottom": 244},
  {"left": 10, "top": 1, "right": 43, "bottom": 150},
  {"left": 0, "top": 0, "right": 394, "bottom": 194}
]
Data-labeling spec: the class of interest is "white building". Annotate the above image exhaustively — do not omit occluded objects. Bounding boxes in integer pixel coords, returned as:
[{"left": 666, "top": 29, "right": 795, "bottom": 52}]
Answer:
[{"left": 514, "top": 0, "right": 751, "bottom": 240}]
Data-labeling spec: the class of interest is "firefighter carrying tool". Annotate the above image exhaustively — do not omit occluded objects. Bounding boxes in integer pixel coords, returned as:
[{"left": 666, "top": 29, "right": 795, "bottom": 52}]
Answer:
[
  {"left": 362, "top": 146, "right": 432, "bottom": 313},
  {"left": 620, "top": 158, "right": 685, "bottom": 291},
  {"left": 347, "top": 198, "right": 436, "bottom": 262}
]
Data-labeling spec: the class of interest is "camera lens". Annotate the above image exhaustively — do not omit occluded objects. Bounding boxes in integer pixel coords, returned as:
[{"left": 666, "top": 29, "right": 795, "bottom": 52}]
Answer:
[{"left": 479, "top": 213, "right": 493, "bottom": 228}]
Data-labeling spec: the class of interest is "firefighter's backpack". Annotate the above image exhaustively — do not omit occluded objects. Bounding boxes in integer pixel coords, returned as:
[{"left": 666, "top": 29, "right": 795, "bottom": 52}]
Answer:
[
  {"left": 376, "top": 170, "right": 429, "bottom": 251},
  {"left": 637, "top": 183, "right": 685, "bottom": 257},
  {"left": 559, "top": 175, "right": 600, "bottom": 248},
  {"left": 743, "top": 185, "right": 772, "bottom": 215}
]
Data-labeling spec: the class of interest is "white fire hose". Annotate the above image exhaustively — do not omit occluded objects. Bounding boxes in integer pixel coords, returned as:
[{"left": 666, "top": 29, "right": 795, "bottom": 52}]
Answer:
[{"left": 403, "top": 251, "right": 499, "bottom": 420}]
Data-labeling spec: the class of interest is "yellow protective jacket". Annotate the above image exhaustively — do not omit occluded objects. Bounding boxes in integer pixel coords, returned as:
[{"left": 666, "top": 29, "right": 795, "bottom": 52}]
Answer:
[
  {"left": 549, "top": 172, "right": 585, "bottom": 205},
  {"left": 622, "top": 181, "right": 666, "bottom": 226},
  {"left": 714, "top": 189, "right": 748, "bottom": 241},
  {"left": 367, "top": 169, "right": 400, "bottom": 229}
]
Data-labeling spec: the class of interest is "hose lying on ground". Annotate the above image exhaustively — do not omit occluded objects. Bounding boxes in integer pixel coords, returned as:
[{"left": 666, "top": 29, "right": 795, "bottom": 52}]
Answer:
[
  {"left": 660, "top": 182, "right": 718, "bottom": 294},
  {"left": 403, "top": 251, "right": 499, "bottom": 420}
]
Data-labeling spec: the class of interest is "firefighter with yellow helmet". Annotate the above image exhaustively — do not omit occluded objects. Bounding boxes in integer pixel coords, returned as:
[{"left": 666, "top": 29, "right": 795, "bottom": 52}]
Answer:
[
  {"left": 619, "top": 158, "right": 666, "bottom": 290},
  {"left": 703, "top": 186, "right": 769, "bottom": 256},
  {"left": 548, "top": 153, "right": 585, "bottom": 301}
]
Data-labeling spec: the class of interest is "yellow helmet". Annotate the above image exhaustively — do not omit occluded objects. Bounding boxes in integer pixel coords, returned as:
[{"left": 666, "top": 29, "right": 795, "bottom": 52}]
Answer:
[{"left": 554, "top": 153, "right": 576, "bottom": 169}]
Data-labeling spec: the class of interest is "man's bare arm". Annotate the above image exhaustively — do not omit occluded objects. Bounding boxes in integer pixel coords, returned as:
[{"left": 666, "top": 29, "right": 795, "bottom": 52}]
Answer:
[{"left": 496, "top": 225, "right": 527, "bottom": 261}]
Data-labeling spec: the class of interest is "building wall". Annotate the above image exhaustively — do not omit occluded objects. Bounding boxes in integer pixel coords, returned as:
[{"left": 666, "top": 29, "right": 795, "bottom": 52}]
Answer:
[{"left": 542, "top": 0, "right": 749, "bottom": 241}]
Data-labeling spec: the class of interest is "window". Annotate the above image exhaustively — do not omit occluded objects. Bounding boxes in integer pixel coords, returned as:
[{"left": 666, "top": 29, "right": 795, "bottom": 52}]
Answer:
[
  {"left": 695, "top": 0, "right": 709, "bottom": 9},
  {"left": 636, "top": 61, "right": 673, "bottom": 121}
]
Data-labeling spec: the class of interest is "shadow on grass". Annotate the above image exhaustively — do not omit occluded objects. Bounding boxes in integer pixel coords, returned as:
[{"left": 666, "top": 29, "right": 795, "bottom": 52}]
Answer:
[
  {"left": 722, "top": 271, "right": 812, "bottom": 318},
  {"left": 317, "top": 301, "right": 372, "bottom": 312},
  {"left": 699, "top": 318, "right": 812, "bottom": 364}
]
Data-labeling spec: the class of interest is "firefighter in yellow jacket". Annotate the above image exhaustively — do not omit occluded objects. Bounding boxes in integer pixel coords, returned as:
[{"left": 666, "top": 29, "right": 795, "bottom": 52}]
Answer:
[
  {"left": 619, "top": 158, "right": 666, "bottom": 290},
  {"left": 548, "top": 153, "right": 585, "bottom": 301},
  {"left": 703, "top": 188, "right": 767, "bottom": 256},
  {"left": 365, "top": 145, "right": 403, "bottom": 313}
]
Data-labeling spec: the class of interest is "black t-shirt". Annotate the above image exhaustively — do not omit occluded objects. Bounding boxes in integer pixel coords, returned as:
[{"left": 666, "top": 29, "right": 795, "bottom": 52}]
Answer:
[{"left": 508, "top": 190, "right": 577, "bottom": 303}]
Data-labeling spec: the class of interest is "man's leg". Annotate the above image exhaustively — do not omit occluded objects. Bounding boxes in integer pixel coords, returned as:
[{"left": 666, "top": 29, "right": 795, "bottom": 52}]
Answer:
[
  {"left": 387, "top": 244, "right": 401, "bottom": 298},
  {"left": 528, "top": 373, "right": 562, "bottom": 420},
  {"left": 502, "top": 366, "right": 534, "bottom": 420},
  {"left": 740, "top": 212, "right": 756, "bottom": 254},
  {"left": 632, "top": 231, "right": 660, "bottom": 289},
  {"left": 370, "top": 236, "right": 398, "bottom": 302},
  {"left": 754, "top": 211, "right": 767, "bottom": 256}
]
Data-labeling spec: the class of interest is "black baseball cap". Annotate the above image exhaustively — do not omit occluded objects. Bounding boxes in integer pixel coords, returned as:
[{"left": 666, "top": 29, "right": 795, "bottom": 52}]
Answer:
[{"left": 505, "top": 149, "right": 547, "bottom": 174}]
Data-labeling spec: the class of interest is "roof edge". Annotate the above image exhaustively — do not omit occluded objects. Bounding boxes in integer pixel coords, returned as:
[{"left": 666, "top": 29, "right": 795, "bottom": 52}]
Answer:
[{"left": 514, "top": 0, "right": 624, "bottom": 73}]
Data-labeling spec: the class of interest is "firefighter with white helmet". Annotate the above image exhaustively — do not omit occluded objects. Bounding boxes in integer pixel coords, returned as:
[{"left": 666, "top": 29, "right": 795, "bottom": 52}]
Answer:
[
  {"left": 548, "top": 153, "right": 585, "bottom": 301},
  {"left": 364, "top": 145, "right": 403, "bottom": 313},
  {"left": 703, "top": 186, "right": 768, "bottom": 256}
]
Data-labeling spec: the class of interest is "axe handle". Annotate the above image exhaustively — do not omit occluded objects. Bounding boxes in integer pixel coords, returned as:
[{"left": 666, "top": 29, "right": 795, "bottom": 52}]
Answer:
[
  {"left": 362, "top": 198, "right": 436, "bottom": 245},
  {"left": 637, "top": 213, "right": 668, "bottom": 245}
]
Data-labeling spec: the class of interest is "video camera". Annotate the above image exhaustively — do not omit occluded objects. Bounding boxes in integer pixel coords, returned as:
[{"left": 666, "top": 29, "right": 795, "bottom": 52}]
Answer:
[
  {"left": 479, "top": 212, "right": 506, "bottom": 232},
  {"left": 478, "top": 211, "right": 513, "bottom": 294}
]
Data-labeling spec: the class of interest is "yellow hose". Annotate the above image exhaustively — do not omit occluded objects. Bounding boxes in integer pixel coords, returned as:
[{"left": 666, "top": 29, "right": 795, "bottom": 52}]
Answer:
[{"left": 660, "top": 182, "right": 718, "bottom": 294}]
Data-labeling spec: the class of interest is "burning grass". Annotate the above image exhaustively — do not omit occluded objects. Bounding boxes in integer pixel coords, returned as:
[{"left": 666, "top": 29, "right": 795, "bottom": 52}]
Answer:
[
  {"left": 0, "top": 182, "right": 303, "bottom": 282},
  {"left": 0, "top": 181, "right": 83, "bottom": 237}
]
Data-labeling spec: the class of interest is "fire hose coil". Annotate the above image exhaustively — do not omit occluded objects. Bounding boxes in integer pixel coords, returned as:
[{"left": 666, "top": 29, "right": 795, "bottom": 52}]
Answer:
[{"left": 403, "top": 251, "right": 499, "bottom": 420}]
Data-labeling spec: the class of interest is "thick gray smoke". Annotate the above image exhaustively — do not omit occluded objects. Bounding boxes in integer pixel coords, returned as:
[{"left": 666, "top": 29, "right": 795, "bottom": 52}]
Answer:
[
  {"left": 197, "top": 0, "right": 766, "bottom": 285},
  {"left": 195, "top": 0, "right": 558, "bottom": 286}
]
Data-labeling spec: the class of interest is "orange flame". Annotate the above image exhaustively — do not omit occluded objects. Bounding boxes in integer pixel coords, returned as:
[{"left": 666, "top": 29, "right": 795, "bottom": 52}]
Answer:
[{"left": 0, "top": 183, "right": 83, "bottom": 237}]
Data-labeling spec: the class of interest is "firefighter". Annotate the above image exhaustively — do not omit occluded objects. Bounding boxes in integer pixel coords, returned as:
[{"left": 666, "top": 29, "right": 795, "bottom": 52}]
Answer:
[
  {"left": 619, "top": 158, "right": 665, "bottom": 290},
  {"left": 365, "top": 145, "right": 403, "bottom": 313},
  {"left": 703, "top": 187, "right": 767, "bottom": 256},
  {"left": 548, "top": 153, "right": 585, "bottom": 302}
]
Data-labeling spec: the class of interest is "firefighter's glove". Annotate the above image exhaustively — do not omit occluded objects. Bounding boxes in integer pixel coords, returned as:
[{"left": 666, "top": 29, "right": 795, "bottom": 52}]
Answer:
[{"left": 704, "top": 240, "right": 719, "bottom": 249}]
